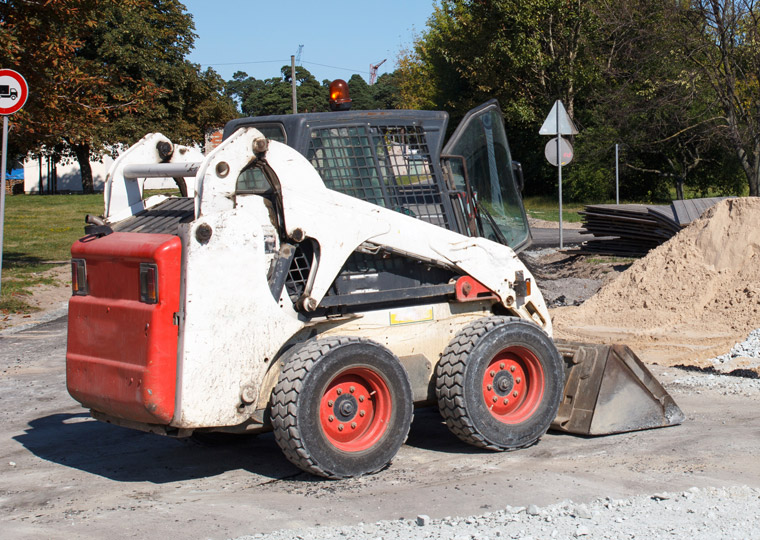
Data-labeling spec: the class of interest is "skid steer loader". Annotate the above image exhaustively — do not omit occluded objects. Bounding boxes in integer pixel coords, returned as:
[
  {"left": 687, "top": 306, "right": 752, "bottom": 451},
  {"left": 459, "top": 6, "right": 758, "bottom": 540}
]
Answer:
[{"left": 66, "top": 99, "right": 683, "bottom": 478}]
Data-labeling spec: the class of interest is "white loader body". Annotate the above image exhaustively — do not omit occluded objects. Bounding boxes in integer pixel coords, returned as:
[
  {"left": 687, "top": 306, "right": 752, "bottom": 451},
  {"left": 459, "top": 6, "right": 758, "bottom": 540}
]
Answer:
[{"left": 100, "top": 126, "right": 549, "bottom": 428}]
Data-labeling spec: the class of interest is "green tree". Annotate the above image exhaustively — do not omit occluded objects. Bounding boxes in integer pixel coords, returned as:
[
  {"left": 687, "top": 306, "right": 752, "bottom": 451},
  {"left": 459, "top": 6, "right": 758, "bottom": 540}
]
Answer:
[
  {"left": 348, "top": 74, "right": 374, "bottom": 110},
  {"left": 399, "top": 0, "right": 750, "bottom": 201},
  {"left": 674, "top": 0, "right": 760, "bottom": 196},
  {"left": 285, "top": 66, "right": 329, "bottom": 113},
  {"left": 579, "top": 0, "right": 747, "bottom": 200},
  {"left": 372, "top": 73, "right": 403, "bottom": 110},
  {"left": 227, "top": 66, "right": 400, "bottom": 115},
  {"left": 0, "top": 0, "right": 236, "bottom": 193},
  {"left": 397, "top": 0, "right": 605, "bottom": 197},
  {"left": 577, "top": 0, "right": 728, "bottom": 201},
  {"left": 228, "top": 66, "right": 330, "bottom": 116},
  {"left": 400, "top": 0, "right": 602, "bottom": 124}
]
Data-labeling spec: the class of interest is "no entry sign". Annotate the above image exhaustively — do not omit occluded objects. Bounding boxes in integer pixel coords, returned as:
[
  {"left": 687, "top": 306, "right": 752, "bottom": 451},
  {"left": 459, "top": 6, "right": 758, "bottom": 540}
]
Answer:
[{"left": 0, "top": 69, "right": 28, "bottom": 115}]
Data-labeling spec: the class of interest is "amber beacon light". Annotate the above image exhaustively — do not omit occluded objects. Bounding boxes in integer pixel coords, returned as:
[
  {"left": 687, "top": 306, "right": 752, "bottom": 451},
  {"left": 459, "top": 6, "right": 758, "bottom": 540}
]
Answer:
[{"left": 328, "top": 79, "right": 352, "bottom": 111}]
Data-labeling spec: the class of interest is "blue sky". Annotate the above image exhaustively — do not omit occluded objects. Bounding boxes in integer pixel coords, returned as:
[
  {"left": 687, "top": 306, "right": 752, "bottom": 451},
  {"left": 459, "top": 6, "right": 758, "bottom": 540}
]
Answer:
[{"left": 182, "top": 1, "right": 437, "bottom": 83}]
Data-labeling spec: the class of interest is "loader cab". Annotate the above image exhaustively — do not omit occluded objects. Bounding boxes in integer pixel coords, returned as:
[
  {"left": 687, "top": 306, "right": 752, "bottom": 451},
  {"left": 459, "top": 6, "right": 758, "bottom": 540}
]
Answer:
[{"left": 223, "top": 100, "right": 531, "bottom": 253}]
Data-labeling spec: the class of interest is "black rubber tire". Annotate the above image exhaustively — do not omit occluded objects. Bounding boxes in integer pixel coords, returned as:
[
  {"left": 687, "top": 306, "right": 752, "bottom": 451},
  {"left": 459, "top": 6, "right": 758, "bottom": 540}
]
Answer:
[
  {"left": 435, "top": 316, "right": 564, "bottom": 451},
  {"left": 271, "top": 337, "right": 414, "bottom": 479}
]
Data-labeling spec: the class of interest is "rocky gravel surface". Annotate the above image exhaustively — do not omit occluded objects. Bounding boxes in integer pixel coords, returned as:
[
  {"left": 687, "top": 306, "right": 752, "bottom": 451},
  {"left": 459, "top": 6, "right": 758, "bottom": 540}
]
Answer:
[
  {"left": 709, "top": 328, "right": 760, "bottom": 367},
  {"left": 230, "top": 340, "right": 760, "bottom": 540},
  {"left": 235, "top": 485, "right": 760, "bottom": 540}
]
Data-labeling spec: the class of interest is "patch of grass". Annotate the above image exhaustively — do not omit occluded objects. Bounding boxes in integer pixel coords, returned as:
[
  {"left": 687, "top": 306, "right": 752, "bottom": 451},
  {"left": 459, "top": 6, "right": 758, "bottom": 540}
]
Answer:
[
  {"left": 1, "top": 193, "right": 103, "bottom": 313},
  {"left": 522, "top": 196, "right": 584, "bottom": 223}
]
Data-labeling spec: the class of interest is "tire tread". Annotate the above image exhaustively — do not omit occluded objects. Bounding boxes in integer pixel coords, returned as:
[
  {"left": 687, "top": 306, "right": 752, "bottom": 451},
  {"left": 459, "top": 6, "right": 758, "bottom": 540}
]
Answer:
[{"left": 435, "top": 316, "right": 556, "bottom": 451}]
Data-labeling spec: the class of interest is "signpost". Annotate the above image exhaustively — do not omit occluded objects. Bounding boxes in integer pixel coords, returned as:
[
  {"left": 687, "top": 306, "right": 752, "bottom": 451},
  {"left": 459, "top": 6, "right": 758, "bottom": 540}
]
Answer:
[
  {"left": 539, "top": 100, "right": 578, "bottom": 248},
  {"left": 0, "top": 69, "right": 28, "bottom": 298}
]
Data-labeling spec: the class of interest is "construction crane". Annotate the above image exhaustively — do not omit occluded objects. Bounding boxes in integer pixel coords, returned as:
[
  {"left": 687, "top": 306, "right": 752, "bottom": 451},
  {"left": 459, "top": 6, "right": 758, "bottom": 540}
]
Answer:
[{"left": 369, "top": 58, "right": 387, "bottom": 85}]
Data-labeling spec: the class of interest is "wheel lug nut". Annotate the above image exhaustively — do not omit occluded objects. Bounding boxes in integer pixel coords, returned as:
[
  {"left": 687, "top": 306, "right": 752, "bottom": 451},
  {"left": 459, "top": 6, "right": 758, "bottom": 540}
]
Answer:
[
  {"left": 499, "top": 362, "right": 505, "bottom": 369},
  {"left": 516, "top": 378, "right": 521, "bottom": 384},
  {"left": 487, "top": 384, "right": 492, "bottom": 391},
  {"left": 510, "top": 366, "right": 516, "bottom": 372},
  {"left": 513, "top": 391, "right": 518, "bottom": 397},
  {"left": 351, "top": 422, "right": 357, "bottom": 429},
  {"left": 328, "top": 415, "right": 334, "bottom": 422},
  {"left": 327, "top": 400, "right": 334, "bottom": 407},
  {"left": 503, "top": 398, "right": 509, "bottom": 405},
  {"left": 349, "top": 386, "right": 355, "bottom": 393},
  {"left": 338, "top": 424, "right": 344, "bottom": 431},
  {"left": 492, "top": 396, "right": 498, "bottom": 403},
  {"left": 490, "top": 370, "right": 496, "bottom": 377},
  {"left": 336, "top": 388, "right": 342, "bottom": 395},
  {"left": 359, "top": 410, "right": 365, "bottom": 417},
  {"left": 359, "top": 395, "right": 365, "bottom": 402}
]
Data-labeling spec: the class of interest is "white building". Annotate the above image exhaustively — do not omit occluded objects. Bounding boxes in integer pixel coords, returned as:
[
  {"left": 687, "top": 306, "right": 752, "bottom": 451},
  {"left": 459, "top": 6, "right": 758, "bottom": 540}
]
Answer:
[
  {"left": 23, "top": 150, "right": 196, "bottom": 194},
  {"left": 23, "top": 154, "right": 116, "bottom": 193}
]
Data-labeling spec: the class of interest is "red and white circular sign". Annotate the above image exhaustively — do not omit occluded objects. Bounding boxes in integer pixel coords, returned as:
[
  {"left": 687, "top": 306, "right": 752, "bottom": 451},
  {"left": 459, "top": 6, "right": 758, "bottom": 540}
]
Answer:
[{"left": 0, "top": 69, "right": 28, "bottom": 115}]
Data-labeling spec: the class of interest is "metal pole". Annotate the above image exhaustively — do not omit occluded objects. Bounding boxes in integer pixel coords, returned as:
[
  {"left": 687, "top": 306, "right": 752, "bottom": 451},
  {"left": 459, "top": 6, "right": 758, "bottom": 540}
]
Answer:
[
  {"left": 0, "top": 116, "right": 8, "bottom": 298},
  {"left": 615, "top": 143, "right": 620, "bottom": 205},
  {"left": 557, "top": 102, "right": 563, "bottom": 249},
  {"left": 291, "top": 55, "right": 297, "bottom": 114}
]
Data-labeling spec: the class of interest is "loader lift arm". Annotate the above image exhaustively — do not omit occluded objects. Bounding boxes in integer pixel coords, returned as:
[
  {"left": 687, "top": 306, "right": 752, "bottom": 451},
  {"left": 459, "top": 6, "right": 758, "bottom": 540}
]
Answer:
[{"left": 196, "top": 127, "right": 552, "bottom": 330}]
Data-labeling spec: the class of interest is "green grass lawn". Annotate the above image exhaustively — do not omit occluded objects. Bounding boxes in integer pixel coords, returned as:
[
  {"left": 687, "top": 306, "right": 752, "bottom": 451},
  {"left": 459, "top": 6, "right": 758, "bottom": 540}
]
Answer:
[
  {"left": 522, "top": 196, "right": 584, "bottom": 223},
  {"left": 1, "top": 193, "right": 103, "bottom": 313}
]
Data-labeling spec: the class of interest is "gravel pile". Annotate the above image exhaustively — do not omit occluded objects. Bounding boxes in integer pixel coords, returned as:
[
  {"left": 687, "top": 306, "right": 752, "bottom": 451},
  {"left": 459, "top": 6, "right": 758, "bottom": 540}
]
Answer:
[
  {"left": 667, "top": 370, "right": 760, "bottom": 396},
  {"left": 709, "top": 329, "right": 760, "bottom": 366},
  {"left": 235, "top": 486, "right": 760, "bottom": 540}
]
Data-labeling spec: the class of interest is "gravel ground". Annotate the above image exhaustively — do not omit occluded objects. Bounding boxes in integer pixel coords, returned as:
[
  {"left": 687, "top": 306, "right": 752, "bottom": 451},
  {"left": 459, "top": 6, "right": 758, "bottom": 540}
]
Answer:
[
  {"left": 235, "top": 485, "right": 760, "bottom": 540},
  {"left": 667, "top": 370, "right": 760, "bottom": 396},
  {"left": 231, "top": 338, "right": 760, "bottom": 540},
  {"left": 709, "top": 328, "right": 760, "bottom": 367}
]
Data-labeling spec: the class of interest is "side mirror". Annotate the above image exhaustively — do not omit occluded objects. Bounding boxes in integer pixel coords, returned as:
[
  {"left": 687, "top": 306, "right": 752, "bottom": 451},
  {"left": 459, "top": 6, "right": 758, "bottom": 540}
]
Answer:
[{"left": 512, "top": 161, "right": 525, "bottom": 193}]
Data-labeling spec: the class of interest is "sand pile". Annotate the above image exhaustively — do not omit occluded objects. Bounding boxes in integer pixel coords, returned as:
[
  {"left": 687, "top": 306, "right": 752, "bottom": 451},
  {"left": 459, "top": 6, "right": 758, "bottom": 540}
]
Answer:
[{"left": 552, "top": 197, "right": 760, "bottom": 366}]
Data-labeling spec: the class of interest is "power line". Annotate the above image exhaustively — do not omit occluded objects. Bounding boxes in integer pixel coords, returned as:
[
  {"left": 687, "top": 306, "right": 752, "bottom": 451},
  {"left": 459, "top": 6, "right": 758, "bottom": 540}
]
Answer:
[
  {"left": 197, "top": 59, "right": 287, "bottom": 67},
  {"left": 302, "top": 60, "right": 369, "bottom": 76},
  {"left": 196, "top": 58, "right": 371, "bottom": 76}
]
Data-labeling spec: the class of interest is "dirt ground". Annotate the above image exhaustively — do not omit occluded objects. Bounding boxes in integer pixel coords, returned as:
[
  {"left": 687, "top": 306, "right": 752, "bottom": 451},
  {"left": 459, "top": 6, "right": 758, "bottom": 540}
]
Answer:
[
  {"left": 0, "top": 265, "right": 71, "bottom": 332},
  {"left": 2, "top": 314, "right": 759, "bottom": 540},
  {"left": 2, "top": 225, "right": 760, "bottom": 539}
]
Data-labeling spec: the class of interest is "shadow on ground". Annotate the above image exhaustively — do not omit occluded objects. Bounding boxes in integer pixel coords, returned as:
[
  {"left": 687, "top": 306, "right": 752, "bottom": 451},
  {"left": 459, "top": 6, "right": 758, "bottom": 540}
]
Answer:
[
  {"left": 15, "top": 407, "right": 499, "bottom": 484},
  {"left": 14, "top": 412, "right": 302, "bottom": 483}
]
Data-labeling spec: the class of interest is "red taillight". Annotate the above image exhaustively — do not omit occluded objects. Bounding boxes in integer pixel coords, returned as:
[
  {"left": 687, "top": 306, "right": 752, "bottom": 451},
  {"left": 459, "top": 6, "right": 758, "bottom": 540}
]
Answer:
[
  {"left": 71, "top": 259, "right": 88, "bottom": 296},
  {"left": 139, "top": 263, "right": 159, "bottom": 304}
]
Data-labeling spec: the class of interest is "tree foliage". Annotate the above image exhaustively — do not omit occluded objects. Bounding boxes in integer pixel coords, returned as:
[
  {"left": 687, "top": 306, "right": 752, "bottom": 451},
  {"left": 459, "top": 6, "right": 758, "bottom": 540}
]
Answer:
[
  {"left": 227, "top": 66, "right": 401, "bottom": 117},
  {"left": 674, "top": 0, "right": 760, "bottom": 196},
  {"left": 0, "top": 0, "right": 236, "bottom": 193},
  {"left": 397, "top": 0, "right": 752, "bottom": 201}
]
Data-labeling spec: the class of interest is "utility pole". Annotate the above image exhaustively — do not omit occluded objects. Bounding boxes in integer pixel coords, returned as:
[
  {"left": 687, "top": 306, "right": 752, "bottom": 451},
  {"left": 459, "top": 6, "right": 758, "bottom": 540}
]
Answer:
[
  {"left": 291, "top": 55, "right": 297, "bottom": 114},
  {"left": 615, "top": 144, "right": 620, "bottom": 205}
]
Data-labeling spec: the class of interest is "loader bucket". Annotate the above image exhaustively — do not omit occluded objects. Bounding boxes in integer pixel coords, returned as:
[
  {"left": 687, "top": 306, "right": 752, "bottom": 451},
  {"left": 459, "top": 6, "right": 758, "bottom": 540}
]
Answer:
[{"left": 551, "top": 341, "right": 685, "bottom": 435}]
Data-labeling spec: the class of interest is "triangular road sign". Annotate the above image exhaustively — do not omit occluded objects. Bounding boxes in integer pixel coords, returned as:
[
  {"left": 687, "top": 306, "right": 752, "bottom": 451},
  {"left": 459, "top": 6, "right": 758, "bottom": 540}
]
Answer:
[{"left": 539, "top": 100, "right": 578, "bottom": 135}]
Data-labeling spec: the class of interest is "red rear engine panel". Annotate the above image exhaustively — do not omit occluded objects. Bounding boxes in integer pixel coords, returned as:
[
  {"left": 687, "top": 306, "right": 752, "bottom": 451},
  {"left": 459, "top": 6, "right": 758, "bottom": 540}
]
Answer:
[{"left": 67, "top": 232, "right": 182, "bottom": 425}]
